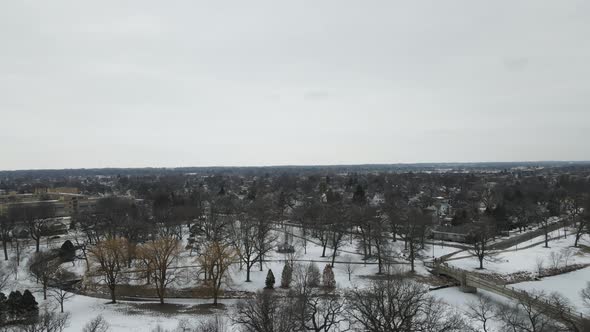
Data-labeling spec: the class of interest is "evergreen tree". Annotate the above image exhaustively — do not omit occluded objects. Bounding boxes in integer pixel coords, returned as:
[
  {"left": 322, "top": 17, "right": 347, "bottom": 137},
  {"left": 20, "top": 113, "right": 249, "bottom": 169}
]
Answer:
[
  {"left": 280, "top": 262, "right": 292, "bottom": 288},
  {"left": 0, "top": 292, "right": 6, "bottom": 325},
  {"left": 6, "top": 291, "right": 23, "bottom": 321},
  {"left": 322, "top": 264, "right": 336, "bottom": 289},
  {"left": 265, "top": 269, "right": 275, "bottom": 289},
  {"left": 308, "top": 263, "right": 321, "bottom": 288},
  {"left": 21, "top": 290, "right": 38, "bottom": 319},
  {"left": 352, "top": 185, "right": 366, "bottom": 205},
  {"left": 218, "top": 185, "right": 226, "bottom": 196},
  {"left": 60, "top": 240, "right": 76, "bottom": 262}
]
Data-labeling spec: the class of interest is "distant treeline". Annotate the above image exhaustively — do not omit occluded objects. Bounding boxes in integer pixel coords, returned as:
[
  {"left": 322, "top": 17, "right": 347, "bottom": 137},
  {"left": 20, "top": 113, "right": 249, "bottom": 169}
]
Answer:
[{"left": 2, "top": 161, "right": 590, "bottom": 179}]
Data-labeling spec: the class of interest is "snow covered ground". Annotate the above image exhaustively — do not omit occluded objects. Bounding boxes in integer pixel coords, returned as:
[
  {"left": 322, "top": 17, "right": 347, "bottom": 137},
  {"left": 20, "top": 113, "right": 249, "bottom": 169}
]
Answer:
[
  {"left": 3, "top": 224, "right": 588, "bottom": 331},
  {"left": 0, "top": 228, "right": 402, "bottom": 331},
  {"left": 513, "top": 266, "right": 590, "bottom": 312},
  {"left": 449, "top": 230, "right": 590, "bottom": 275},
  {"left": 432, "top": 287, "right": 509, "bottom": 331}
]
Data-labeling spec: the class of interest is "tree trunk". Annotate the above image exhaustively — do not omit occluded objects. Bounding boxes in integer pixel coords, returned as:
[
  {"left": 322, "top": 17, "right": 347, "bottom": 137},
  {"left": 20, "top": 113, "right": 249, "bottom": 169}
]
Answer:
[
  {"left": 331, "top": 248, "right": 337, "bottom": 267},
  {"left": 60, "top": 301, "right": 64, "bottom": 313},
  {"left": 110, "top": 286, "right": 116, "bottom": 303},
  {"left": 246, "top": 266, "right": 251, "bottom": 282},
  {"left": 35, "top": 238, "right": 40, "bottom": 253},
  {"left": 2, "top": 240, "right": 7, "bottom": 261},
  {"left": 544, "top": 231, "right": 549, "bottom": 248},
  {"left": 409, "top": 243, "right": 415, "bottom": 273}
]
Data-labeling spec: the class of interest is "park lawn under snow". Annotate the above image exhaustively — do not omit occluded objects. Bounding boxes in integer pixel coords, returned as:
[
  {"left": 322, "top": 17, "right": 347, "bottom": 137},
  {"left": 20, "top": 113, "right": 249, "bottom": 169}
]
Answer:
[
  {"left": 2, "top": 227, "right": 405, "bottom": 331},
  {"left": 513, "top": 266, "right": 590, "bottom": 312},
  {"left": 448, "top": 230, "right": 590, "bottom": 275},
  {"left": 432, "top": 286, "right": 512, "bottom": 332},
  {"left": 19, "top": 224, "right": 590, "bottom": 331}
]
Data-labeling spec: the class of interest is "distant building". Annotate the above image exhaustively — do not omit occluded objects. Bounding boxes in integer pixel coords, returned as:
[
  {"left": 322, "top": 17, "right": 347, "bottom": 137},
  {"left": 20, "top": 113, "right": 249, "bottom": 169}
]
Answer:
[
  {"left": 431, "top": 224, "right": 479, "bottom": 243},
  {"left": 0, "top": 188, "right": 98, "bottom": 217},
  {"left": 369, "top": 193, "right": 385, "bottom": 207}
]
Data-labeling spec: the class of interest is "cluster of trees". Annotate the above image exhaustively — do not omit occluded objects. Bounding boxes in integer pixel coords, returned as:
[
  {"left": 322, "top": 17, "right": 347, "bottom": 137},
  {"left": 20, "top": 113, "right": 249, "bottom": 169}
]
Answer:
[
  {"left": 2, "top": 167, "right": 590, "bottom": 331},
  {"left": 233, "top": 275, "right": 590, "bottom": 332},
  {"left": 2, "top": 168, "right": 589, "bottom": 278},
  {"left": 0, "top": 290, "right": 38, "bottom": 327},
  {"left": 234, "top": 275, "right": 466, "bottom": 332},
  {"left": 73, "top": 188, "right": 278, "bottom": 304},
  {"left": 466, "top": 291, "right": 587, "bottom": 332}
]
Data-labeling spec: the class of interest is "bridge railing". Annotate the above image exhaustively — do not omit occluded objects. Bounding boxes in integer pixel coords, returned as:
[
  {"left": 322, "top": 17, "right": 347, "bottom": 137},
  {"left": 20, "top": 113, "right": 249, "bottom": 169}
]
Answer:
[{"left": 428, "top": 261, "right": 586, "bottom": 324}]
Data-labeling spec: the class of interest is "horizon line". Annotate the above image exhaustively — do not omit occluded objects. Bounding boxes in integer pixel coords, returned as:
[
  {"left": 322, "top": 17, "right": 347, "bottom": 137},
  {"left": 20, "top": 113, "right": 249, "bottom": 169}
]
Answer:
[{"left": 2, "top": 160, "right": 590, "bottom": 173}]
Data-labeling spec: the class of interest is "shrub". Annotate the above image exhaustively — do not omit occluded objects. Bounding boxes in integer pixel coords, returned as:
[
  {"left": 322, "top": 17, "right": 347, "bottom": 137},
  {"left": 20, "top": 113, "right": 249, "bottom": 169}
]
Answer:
[
  {"left": 265, "top": 269, "right": 275, "bottom": 289},
  {"left": 280, "top": 263, "right": 292, "bottom": 288},
  {"left": 322, "top": 265, "right": 336, "bottom": 289}
]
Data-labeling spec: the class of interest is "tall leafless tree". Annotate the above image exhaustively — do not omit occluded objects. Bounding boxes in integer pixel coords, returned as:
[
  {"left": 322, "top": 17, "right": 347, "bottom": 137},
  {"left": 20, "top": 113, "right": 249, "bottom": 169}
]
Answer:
[
  {"left": 346, "top": 277, "right": 466, "bottom": 332},
  {"left": 137, "top": 236, "right": 181, "bottom": 304},
  {"left": 234, "top": 291, "right": 299, "bottom": 332},
  {"left": 88, "top": 237, "right": 129, "bottom": 303}
]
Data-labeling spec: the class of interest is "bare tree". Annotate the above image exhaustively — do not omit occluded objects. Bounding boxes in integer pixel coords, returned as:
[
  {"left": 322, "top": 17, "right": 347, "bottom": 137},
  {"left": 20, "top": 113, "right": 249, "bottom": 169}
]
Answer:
[
  {"left": 346, "top": 277, "right": 466, "bottom": 332},
  {"left": 28, "top": 251, "right": 59, "bottom": 300},
  {"left": 369, "top": 212, "right": 389, "bottom": 274},
  {"left": 0, "top": 214, "right": 14, "bottom": 261},
  {"left": 549, "top": 251, "right": 562, "bottom": 270},
  {"left": 249, "top": 198, "right": 277, "bottom": 272},
  {"left": 496, "top": 290, "right": 571, "bottom": 332},
  {"left": 21, "top": 310, "right": 70, "bottom": 332},
  {"left": 399, "top": 208, "right": 429, "bottom": 273},
  {"left": 193, "top": 315, "right": 228, "bottom": 332},
  {"left": 230, "top": 217, "right": 261, "bottom": 282},
  {"left": 467, "top": 225, "right": 498, "bottom": 270},
  {"left": 88, "top": 237, "right": 129, "bottom": 303},
  {"left": 197, "top": 240, "right": 237, "bottom": 306},
  {"left": 49, "top": 288, "right": 73, "bottom": 314},
  {"left": 30, "top": 203, "right": 56, "bottom": 253},
  {"left": 535, "top": 257, "right": 545, "bottom": 277},
  {"left": 234, "top": 291, "right": 299, "bottom": 332},
  {"left": 561, "top": 247, "right": 574, "bottom": 268},
  {"left": 565, "top": 192, "right": 587, "bottom": 247},
  {"left": 338, "top": 255, "right": 358, "bottom": 282},
  {"left": 137, "top": 236, "right": 181, "bottom": 304},
  {"left": 581, "top": 282, "right": 590, "bottom": 308},
  {"left": 9, "top": 202, "right": 55, "bottom": 253},
  {"left": 323, "top": 197, "right": 349, "bottom": 268},
  {"left": 0, "top": 260, "right": 13, "bottom": 292},
  {"left": 83, "top": 315, "right": 110, "bottom": 332},
  {"left": 74, "top": 232, "right": 91, "bottom": 272},
  {"left": 535, "top": 206, "right": 555, "bottom": 248},
  {"left": 301, "top": 293, "right": 348, "bottom": 332},
  {"left": 292, "top": 263, "right": 322, "bottom": 297},
  {"left": 466, "top": 294, "right": 497, "bottom": 332}
]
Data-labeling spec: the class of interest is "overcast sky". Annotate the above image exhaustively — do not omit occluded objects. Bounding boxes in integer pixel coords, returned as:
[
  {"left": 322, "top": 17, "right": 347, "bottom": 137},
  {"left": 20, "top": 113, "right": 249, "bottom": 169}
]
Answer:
[{"left": 1, "top": 1, "right": 589, "bottom": 170}]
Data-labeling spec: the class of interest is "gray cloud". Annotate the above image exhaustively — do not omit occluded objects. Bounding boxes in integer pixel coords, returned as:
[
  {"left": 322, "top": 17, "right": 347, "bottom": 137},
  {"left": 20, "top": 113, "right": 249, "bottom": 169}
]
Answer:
[{"left": 1, "top": 1, "right": 589, "bottom": 169}]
